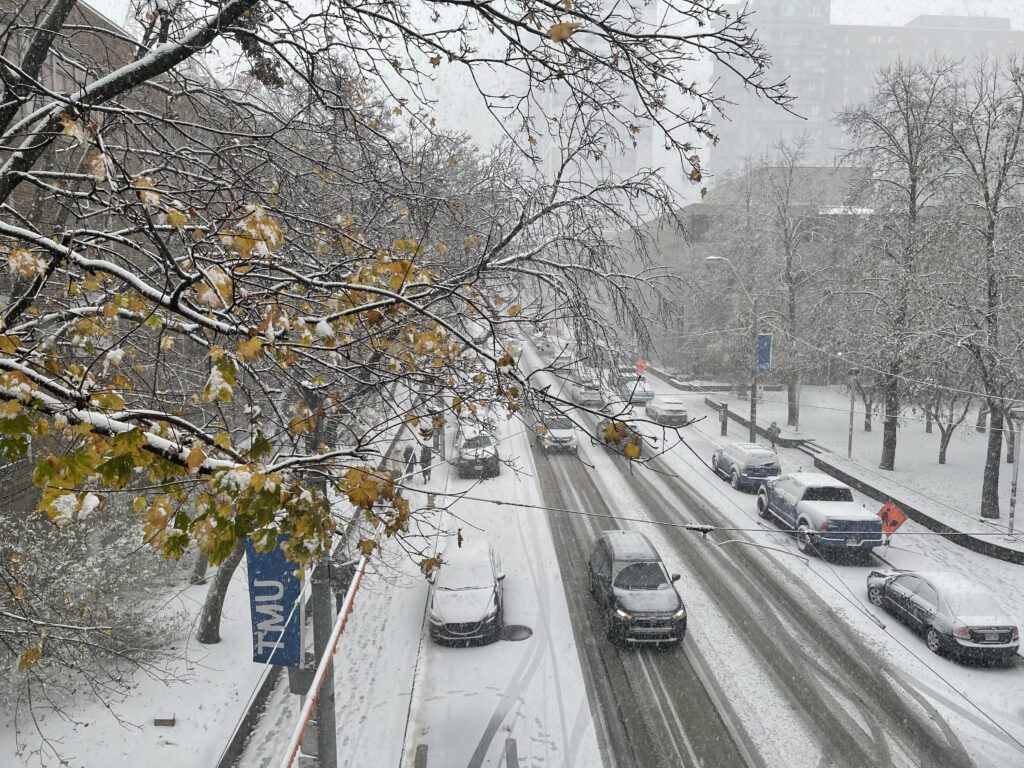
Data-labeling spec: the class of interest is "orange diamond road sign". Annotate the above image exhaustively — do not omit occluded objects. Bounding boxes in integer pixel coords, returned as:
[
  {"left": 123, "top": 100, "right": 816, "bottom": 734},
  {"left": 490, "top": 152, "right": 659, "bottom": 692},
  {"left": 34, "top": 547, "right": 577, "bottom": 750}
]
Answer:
[
  {"left": 878, "top": 501, "right": 907, "bottom": 535},
  {"left": 634, "top": 360, "right": 648, "bottom": 374}
]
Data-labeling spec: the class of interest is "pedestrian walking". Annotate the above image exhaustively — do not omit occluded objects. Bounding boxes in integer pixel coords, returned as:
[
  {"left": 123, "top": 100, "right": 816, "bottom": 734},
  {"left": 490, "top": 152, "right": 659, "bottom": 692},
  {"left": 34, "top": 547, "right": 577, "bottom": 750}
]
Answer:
[
  {"left": 420, "top": 444, "right": 432, "bottom": 482},
  {"left": 403, "top": 444, "right": 416, "bottom": 481},
  {"left": 767, "top": 421, "right": 781, "bottom": 450}
]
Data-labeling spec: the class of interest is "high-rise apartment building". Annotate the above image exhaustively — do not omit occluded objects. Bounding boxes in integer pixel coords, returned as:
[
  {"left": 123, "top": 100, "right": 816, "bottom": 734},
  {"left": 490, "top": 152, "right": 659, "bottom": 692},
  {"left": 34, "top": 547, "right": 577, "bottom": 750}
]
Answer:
[{"left": 712, "top": 1, "right": 1024, "bottom": 174}]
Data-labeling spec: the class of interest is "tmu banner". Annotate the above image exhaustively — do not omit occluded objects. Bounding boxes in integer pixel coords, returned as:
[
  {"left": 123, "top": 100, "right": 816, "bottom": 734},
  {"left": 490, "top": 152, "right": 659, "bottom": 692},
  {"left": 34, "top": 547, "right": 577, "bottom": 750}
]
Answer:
[
  {"left": 245, "top": 535, "right": 302, "bottom": 667},
  {"left": 757, "top": 334, "right": 773, "bottom": 373}
]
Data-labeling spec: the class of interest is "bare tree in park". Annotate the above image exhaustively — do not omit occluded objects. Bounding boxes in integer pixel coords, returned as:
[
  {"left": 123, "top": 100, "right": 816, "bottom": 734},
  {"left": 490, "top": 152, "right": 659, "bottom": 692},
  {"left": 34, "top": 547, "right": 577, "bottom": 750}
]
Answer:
[
  {"left": 942, "top": 56, "right": 1024, "bottom": 518},
  {"left": 838, "top": 60, "right": 957, "bottom": 471}
]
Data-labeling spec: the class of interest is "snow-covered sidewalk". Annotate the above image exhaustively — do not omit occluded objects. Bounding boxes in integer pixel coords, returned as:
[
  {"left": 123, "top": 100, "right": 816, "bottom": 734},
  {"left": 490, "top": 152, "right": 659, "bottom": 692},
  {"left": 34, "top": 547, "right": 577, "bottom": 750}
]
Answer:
[{"left": 0, "top": 563, "right": 265, "bottom": 768}]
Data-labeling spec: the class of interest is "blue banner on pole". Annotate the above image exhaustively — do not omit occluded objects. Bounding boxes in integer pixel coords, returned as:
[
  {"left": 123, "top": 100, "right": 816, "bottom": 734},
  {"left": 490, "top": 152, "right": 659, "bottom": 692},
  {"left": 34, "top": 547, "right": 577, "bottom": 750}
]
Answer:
[
  {"left": 757, "top": 333, "right": 772, "bottom": 373},
  {"left": 245, "top": 535, "right": 303, "bottom": 667}
]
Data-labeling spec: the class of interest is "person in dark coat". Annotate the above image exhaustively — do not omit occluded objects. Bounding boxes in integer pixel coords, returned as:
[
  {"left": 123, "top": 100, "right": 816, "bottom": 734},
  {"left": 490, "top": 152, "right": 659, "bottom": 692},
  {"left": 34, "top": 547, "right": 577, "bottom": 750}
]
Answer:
[
  {"left": 767, "top": 421, "right": 781, "bottom": 449},
  {"left": 403, "top": 444, "right": 416, "bottom": 480},
  {"left": 420, "top": 444, "right": 432, "bottom": 482}
]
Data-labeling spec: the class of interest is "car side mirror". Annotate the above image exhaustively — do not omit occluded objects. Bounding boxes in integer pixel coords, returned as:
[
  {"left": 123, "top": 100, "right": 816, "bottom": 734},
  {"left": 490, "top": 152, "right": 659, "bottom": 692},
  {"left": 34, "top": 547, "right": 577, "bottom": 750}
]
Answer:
[
  {"left": 496, "top": 573, "right": 505, "bottom": 581},
  {"left": 671, "top": 574, "right": 681, "bottom": 583}
]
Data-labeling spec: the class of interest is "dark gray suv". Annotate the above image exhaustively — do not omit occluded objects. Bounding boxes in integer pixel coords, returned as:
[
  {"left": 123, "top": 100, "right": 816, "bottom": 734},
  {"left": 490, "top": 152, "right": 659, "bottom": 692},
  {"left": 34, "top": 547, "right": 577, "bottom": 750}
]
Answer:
[{"left": 588, "top": 530, "right": 686, "bottom": 646}]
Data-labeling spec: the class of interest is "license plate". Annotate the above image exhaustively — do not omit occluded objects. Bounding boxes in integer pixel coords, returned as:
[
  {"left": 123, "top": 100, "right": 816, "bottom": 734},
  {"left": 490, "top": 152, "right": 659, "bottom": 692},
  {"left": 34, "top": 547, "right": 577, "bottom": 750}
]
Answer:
[
  {"left": 474, "top": 463, "right": 483, "bottom": 470},
  {"left": 985, "top": 632, "right": 999, "bottom": 642},
  {"left": 846, "top": 540, "right": 861, "bottom": 548}
]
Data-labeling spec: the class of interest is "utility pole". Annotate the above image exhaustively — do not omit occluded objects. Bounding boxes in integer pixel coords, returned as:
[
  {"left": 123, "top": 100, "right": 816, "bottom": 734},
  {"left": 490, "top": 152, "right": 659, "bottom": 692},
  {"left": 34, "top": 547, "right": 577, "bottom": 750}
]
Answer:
[
  {"left": 706, "top": 256, "right": 758, "bottom": 443},
  {"left": 301, "top": 384, "right": 336, "bottom": 767},
  {"left": 847, "top": 369, "right": 858, "bottom": 459},
  {"left": 749, "top": 296, "right": 758, "bottom": 443},
  {"left": 1009, "top": 406, "right": 1024, "bottom": 539}
]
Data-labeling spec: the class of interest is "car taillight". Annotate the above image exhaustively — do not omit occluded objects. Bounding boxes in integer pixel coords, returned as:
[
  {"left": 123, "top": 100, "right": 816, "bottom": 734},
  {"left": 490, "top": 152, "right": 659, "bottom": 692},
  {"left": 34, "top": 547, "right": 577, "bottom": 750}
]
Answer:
[
  {"left": 820, "top": 522, "right": 829, "bottom": 532},
  {"left": 952, "top": 626, "right": 971, "bottom": 640},
  {"left": 1013, "top": 627, "right": 1020, "bottom": 640}
]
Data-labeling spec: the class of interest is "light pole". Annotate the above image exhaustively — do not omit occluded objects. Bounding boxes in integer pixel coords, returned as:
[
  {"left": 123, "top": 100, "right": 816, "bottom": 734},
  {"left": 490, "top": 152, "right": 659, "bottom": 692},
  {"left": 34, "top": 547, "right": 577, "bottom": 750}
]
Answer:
[
  {"left": 707, "top": 256, "right": 758, "bottom": 443},
  {"left": 847, "top": 368, "right": 859, "bottom": 459},
  {"left": 1008, "top": 406, "right": 1024, "bottom": 539}
]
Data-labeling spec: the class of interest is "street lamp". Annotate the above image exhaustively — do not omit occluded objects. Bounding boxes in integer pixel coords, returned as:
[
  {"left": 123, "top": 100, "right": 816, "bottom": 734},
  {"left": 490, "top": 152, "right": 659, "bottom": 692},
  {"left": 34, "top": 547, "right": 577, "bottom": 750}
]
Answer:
[
  {"left": 706, "top": 255, "right": 758, "bottom": 443},
  {"left": 1008, "top": 406, "right": 1024, "bottom": 539},
  {"left": 846, "top": 367, "right": 860, "bottom": 459}
]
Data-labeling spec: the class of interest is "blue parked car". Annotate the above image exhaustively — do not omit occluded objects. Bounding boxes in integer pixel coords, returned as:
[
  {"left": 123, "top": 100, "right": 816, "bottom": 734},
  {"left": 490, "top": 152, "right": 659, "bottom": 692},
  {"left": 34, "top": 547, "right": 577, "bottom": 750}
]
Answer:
[{"left": 711, "top": 442, "right": 781, "bottom": 490}]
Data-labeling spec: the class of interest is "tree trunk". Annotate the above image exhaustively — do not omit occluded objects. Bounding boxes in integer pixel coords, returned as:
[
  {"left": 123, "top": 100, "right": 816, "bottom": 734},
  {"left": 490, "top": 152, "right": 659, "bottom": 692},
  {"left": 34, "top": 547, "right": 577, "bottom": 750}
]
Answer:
[
  {"left": 938, "top": 427, "right": 954, "bottom": 465},
  {"left": 196, "top": 540, "right": 246, "bottom": 644},
  {"left": 860, "top": 392, "right": 873, "bottom": 432},
  {"left": 879, "top": 374, "right": 898, "bottom": 471},
  {"left": 190, "top": 553, "right": 209, "bottom": 585},
  {"left": 786, "top": 374, "right": 799, "bottom": 430},
  {"left": 924, "top": 409, "right": 933, "bottom": 434},
  {"left": 976, "top": 407, "right": 988, "bottom": 433},
  {"left": 980, "top": 405, "right": 1004, "bottom": 519}
]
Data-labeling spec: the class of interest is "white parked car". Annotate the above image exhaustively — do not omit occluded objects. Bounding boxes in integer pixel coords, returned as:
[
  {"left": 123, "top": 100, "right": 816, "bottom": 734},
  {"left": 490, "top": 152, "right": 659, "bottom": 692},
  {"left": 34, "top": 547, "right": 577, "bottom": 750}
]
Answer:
[
  {"left": 644, "top": 399, "right": 689, "bottom": 427},
  {"left": 428, "top": 539, "right": 505, "bottom": 644}
]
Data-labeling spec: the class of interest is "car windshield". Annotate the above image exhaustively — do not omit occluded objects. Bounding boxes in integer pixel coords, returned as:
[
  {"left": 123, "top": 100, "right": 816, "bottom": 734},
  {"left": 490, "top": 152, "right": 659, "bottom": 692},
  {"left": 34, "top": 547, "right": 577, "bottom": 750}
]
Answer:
[
  {"left": 544, "top": 416, "right": 573, "bottom": 429},
  {"left": 945, "top": 591, "right": 1003, "bottom": 617},
  {"left": 463, "top": 435, "right": 492, "bottom": 449},
  {"left": 614, "top": 562, "right": 669, "bottom": 590},
  {"left": 802, "top": 486, "right": 854, "bottom": 502}
]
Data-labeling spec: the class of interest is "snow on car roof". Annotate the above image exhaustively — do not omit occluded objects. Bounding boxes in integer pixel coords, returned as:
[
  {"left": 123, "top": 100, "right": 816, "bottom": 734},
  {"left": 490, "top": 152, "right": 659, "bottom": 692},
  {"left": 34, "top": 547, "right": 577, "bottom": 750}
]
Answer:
[
  {"left": 603, "top": 530, "right": 658, "bottom": 561},
  {"left": 787, "top": 472, "right": 849, "bottom": 488},
  {"left": 437, "top": 539, "right": 494, "bottom": 588},
  {"left": 654, "top": 399, "right": 687, "bottom": 408},
  {"left": 913, "top": 571, "right": 982, "bottom": 596}
]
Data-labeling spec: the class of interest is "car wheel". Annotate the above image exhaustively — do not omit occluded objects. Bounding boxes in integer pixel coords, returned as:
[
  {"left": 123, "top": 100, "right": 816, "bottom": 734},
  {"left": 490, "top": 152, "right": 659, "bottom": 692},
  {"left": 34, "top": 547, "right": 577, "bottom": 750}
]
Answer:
[
  {"left": 730, "top": 469, "right": 740, "bottom": 490},
  {"left": 868, "top": 586, "right": 884, "bottom": 607},
  {"left": 795, "top": 523, "right": 818, "bottom": 557},
  {"left": 757, "top": 492, "right": 771, "bottom": 520},
  {"left": 926, "top": 627, "right": 944, "bottom": 656},
  {"left": 604, "top": 612, "right": 620, "bottom": 645}
]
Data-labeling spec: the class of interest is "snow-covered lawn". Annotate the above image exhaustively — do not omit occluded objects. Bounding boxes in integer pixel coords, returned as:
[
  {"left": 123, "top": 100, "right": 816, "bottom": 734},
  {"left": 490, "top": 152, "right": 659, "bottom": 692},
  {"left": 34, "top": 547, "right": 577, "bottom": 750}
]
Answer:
[
  {"left": 0, "top": 564, "right": 265, "bottom": 768},
  {"left": 747, "top": 383, "right": 1018, "bottom": 535}
]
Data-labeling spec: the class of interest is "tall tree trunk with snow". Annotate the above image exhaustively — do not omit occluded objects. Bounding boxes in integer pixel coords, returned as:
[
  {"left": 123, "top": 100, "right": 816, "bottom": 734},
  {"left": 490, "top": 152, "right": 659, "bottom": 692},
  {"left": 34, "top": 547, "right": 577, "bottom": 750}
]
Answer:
[
  {"left": 981, "top": 406, "right": 1005, "bottom": 518},
  {"left": 938, "top": 427, "right": 954, "bottom": 464},
  {"left": 879, "top": 372, "right": 899, "bottom": 471},
  {"left": 196, "top": 540, "right": 246, "bottom": 645}
]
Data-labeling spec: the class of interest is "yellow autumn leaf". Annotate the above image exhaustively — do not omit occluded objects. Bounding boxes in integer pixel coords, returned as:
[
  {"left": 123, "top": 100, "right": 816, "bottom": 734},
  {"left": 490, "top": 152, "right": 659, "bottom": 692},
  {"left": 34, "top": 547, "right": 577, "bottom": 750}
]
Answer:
[
  {"left": 18, "top": 644, "right": 43, "bottom": 671},
  {"left": 603, "top": 420, "right": 627, "bottom": 444},
  {"left": 166, "top": 207, "right": 188, "bottom": 229},
  {"left": 548, "top": 22, "right": 583, "bottom": 43},
  {"left": 507, "top": 303, "right": 521, "bottom": 317},
  {"left": 213, "top": 432, "right": 232, "bottom": 450},
  {"left": 430, "top": 54, "right": 442, "bottom": 68},
  {"left": 623, "top": 438, "right": 642, "bottom": 460},
  {"left": 0, "top": 334, "right": 25, "bottom": 354},
  {"left": 59, "top": 113, "right": 90, "bottom": 143},
  {"left": 236, "top": 337, "right": 263, "bottom": 361},
  {"left": 700, "top": 187, "right": 709, "bottom": 199},
  {"left": 186, "top": 443, "right": 206, "bottom": 472},
  {"left": 357, "top": 538, "right": 377, "bottom": 557}
]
